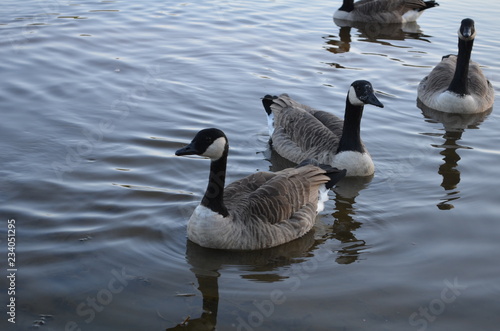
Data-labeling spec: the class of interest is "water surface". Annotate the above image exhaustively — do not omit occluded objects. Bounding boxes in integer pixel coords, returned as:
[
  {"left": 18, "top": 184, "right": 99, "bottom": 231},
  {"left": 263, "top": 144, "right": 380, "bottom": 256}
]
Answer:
[{"left": 1, "top": 0, "right": 499, "bottom": 330}]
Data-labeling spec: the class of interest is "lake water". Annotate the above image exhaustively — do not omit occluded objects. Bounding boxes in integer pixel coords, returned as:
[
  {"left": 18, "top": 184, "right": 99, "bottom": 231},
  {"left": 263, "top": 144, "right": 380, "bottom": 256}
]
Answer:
[{"left": 1, "top": 0, "right": 499, "bottom": 330}]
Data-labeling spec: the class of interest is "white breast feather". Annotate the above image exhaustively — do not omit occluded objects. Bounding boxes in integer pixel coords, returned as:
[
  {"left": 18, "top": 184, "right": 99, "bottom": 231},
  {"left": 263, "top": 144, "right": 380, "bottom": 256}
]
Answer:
[
  {"left": 187, "top": 205, "right": 235, "bottom": 249},
  {"left": 332, "top": 151, "right": 374, "bottom": 176},
  {"left": 432, "top": 91, "right": 480, "bottom": 114},
  {"left": 333, "top": 10, "right": 350, "bottom": 20}
]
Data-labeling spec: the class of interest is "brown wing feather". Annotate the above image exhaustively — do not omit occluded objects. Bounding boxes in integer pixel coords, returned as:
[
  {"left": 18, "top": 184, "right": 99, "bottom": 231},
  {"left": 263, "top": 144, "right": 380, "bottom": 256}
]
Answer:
[
  {"left": 223, "top": 171, "right": 276, "bottom": 203},
  {"left": 350, "top": 0, "right": 428, "bottom": 22},
  {"left": 468, "top": 62, "right": 495, "bottom": 107},
  {"left": 418, "top": 55, "right": 456, "bottom": 96},
  {"left": 355, "top": 0, "right": 427, "bottom": 14},
  {"left": 225, "top": 165, "right": 331, "bottom": 225},
  {"left": 270, "top": 94, "right": 343, "bottom": 165}
]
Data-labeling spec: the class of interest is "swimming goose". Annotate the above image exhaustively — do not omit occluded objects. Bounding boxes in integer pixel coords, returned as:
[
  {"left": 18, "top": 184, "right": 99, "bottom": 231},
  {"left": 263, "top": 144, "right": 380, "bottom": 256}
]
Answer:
[
  {"left": 333, "top": 0, "right": 439, "bottom": 24},
  {"left": 175, "top": 128, "right": 346, "bottom": 250},
  {"left": 417, "top": 18, "right": 494, "bottom": 114},
  {"left": 262, "top": 80, "right": 384, "bottom": 177}
]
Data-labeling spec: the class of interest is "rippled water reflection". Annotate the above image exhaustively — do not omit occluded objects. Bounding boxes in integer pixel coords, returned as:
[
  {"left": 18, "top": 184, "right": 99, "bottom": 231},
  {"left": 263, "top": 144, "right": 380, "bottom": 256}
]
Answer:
[{"left": 1, "top": 0, "right": 499, "bottom": 330}]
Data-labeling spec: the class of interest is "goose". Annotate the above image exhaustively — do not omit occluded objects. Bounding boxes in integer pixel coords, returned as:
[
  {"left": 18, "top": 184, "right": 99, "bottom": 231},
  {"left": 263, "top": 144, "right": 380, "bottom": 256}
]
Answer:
[
  {"left": 333, "top": 0, "right": 439, "bottom": 24},
  {"left": 175, "top": 128, "right": 346, "bottom": 250},
  {"left": 417, "top": 18, "right": 494, "bottom": 114},
  {"left": 262, "top": 80, "right": 384, "bottom": 177}
]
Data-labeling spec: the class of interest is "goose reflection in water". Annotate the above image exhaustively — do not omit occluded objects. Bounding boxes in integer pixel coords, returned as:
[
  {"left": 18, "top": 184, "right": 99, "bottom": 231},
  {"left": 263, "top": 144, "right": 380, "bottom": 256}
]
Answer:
[
  {"left": 418, "top": 101, "right": 492, "bottom": 210},
  {"left": 166, "top": 230, "right": 317, "bottom": 330},
  {"left": 330, "top": 176, "right": 371, "bottom": 264},
  {"left": 325, "top": 18, "right": 430, "bottom": 55}
]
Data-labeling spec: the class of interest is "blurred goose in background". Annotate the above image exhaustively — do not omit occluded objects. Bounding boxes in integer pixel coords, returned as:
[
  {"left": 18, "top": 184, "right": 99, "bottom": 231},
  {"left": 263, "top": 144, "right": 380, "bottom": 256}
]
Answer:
[
  {"left": 175, "top": 128, "right": 346, "bottom": 250},
  {"left": 333, "top": 0, "right": 439, "bottom": 23},
  {"left": 417, "top": 18, "right": 494, "bottom": 114},
  {"left": 262, "top": 80, "right": 383, "bottom": 177}
]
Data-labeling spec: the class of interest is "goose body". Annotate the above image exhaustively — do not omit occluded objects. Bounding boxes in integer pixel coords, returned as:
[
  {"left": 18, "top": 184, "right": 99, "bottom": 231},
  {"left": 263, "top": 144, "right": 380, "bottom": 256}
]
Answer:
[
  {"left": 418, "top": 18, "right": 494, "bottom": 114},
  {"left": 333, "top": 0, "right": 439, "bottom": 23},
  {"left": 175, "top": 128, "right": 346, "bottom": 250},
  {"left": 262, "top": 80, "right": 384, "bottom": 177}
]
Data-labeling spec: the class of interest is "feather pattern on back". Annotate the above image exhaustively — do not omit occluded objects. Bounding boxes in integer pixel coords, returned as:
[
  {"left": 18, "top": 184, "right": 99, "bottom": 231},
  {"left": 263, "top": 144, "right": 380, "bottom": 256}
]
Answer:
[
  {"left": 189, "top": 165, "right": 336, "bottom": 250},
  {"left": 334, "top": 0, "right": 439, "bottom": 23},
  {"left": 270, "top": 94, "right": 351, "bottom": 166}
]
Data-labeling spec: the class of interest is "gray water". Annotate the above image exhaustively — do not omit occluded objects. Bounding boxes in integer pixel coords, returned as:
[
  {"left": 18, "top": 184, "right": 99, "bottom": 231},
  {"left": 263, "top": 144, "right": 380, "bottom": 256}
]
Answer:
[{"left": 1, "top": 0, "right": 499, "bottom": 330}]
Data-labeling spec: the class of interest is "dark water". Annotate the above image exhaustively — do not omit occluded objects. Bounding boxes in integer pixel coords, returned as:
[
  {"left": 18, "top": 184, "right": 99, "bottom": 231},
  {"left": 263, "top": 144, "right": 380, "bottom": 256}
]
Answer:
[{"left": 1, "top": 0, "right": 499, "bottom": 330}]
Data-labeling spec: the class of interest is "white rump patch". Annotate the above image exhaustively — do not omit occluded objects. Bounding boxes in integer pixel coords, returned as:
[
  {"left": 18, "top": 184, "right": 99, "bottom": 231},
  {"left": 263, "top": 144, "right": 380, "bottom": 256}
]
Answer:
[
  {"left": 401, "top": 10, "right": 423, "bottom": 23},
  {"left": 333, "top": 151, "right": 374, "bottom": 176},
  {"left": 316, "top": 184, "right": 329, "bottom": 213},
  {"left": 202, "top": 137, "right": 227, "bottom": 160},
  {"left": 267, "top": 112, "right": 275, "bottom": 136}
]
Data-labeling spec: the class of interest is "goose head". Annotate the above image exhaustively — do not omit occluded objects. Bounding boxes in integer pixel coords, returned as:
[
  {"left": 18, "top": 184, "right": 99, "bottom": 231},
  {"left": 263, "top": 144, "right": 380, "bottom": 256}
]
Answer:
[
  {"left": 347, "top": 80, "right": 384, "bottom": 108},
  {"left": 176, "top": 128, "right": 228, "bottom": 161},
  {"left": 458, "top": 18, "right": 476, "bottom": 41}
]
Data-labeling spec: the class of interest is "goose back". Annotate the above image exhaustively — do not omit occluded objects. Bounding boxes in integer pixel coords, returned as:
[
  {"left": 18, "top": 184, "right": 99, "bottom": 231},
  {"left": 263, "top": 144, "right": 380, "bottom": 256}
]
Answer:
[
  {"left": 335, "top": 0, "right": 438, "bottom": 23},
  {"left": 187, "top": 164, "right": 342, "bottom": 250},
  {"left": 269, "top": 94, "right": 346, "bottom": 166}
]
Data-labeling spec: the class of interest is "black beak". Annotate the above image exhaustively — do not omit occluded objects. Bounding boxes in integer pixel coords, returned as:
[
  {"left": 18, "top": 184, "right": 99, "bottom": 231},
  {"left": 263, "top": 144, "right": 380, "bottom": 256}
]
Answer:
[
  {"left": 365, "top": 92, "right": 384, "bottom": 108},
  {"left": 175, "top": 142, "right": 198, "bottom": 156},
  {"left": 462, "top": 26, "right": 472, "bottom": 38}
]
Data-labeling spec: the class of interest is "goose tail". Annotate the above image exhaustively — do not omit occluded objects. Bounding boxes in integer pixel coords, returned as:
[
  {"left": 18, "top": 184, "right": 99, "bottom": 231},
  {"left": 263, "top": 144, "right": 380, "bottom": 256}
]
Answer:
[
  {"left": 322, "top": 167, "right": 347, "bottom": 189},
  {"left": 262, "top": 94, "right": 278, "bottom": 115},
  {"left": 421, "top": 1, "right": 439, "bottom": 11},
  {"left": 262, "top": 94, "right": 279, "bottom": 136},
  {"left": 296, "top": 159, "right": 347, "bottom": 189}
]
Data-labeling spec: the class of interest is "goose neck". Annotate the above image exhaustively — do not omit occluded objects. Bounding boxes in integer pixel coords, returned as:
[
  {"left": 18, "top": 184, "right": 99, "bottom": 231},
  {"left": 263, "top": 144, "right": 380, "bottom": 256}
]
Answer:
[
  {"left": 339, "top": 0, "right": 354, "bottom": 12},
  {"left": 447, "top": 38, "right": 473, "bottom": 96},
  {"left": 201, "top": 147, "right": 229, "bottom": 217},
  {"left": 337, "top": 99, "right": 364, "bottom": 153}
]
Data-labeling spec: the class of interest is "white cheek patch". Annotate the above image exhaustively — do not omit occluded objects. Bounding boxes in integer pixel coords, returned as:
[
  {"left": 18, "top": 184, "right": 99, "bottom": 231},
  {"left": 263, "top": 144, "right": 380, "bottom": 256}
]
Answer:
[
  {"left": 348, "top": 86, "right": 364, "bottom": 106},
  {"left": 202, "top": 137, "right": 227, "bottom": 160}
]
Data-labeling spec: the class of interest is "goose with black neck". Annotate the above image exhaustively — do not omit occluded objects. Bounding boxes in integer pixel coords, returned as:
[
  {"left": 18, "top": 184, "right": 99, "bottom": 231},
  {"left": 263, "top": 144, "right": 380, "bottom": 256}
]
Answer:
[
  {"left": 262, "top": 80, "right": 384, "bottom": 177},
  {"left": 175, "top": 128, "right": 346, "bottom": 250},
  {"left": 417, "top": 18, "right": 494, "bottom": 113}
]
